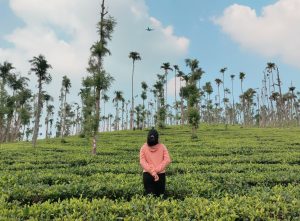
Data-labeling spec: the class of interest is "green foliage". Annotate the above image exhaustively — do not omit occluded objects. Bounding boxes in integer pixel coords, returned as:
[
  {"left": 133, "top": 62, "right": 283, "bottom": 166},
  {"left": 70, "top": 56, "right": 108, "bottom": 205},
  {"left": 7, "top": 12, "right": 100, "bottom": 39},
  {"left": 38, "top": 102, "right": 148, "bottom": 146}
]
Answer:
[{"left": 0, "top": 126, "right": 300, "bottom": 219}]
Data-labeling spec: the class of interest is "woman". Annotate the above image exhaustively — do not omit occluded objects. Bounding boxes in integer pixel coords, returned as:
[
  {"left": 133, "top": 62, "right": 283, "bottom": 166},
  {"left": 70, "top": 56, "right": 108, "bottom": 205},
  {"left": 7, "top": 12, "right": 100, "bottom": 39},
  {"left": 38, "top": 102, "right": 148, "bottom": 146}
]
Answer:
[{"left": 139, "top": 128, "right": 171, "bottom": 196}]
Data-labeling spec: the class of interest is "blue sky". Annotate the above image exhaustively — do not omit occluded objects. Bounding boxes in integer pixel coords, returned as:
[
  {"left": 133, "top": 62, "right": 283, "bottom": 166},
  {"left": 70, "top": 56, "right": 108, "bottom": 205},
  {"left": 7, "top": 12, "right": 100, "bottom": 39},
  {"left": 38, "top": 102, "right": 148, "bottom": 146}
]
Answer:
[
  {"left": 147, "top": 0, "right": 299, "bottom": 92},
  {"left": 1, "top": 0, "right": 300, "bottom": 124}
]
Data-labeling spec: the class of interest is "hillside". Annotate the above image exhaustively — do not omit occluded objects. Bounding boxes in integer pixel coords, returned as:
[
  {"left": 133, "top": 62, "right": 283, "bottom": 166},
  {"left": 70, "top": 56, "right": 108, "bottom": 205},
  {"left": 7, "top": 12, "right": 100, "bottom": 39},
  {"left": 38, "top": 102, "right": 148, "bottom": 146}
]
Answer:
[{"left": 1, "top": 125, "right": 300, "bottom": 220}]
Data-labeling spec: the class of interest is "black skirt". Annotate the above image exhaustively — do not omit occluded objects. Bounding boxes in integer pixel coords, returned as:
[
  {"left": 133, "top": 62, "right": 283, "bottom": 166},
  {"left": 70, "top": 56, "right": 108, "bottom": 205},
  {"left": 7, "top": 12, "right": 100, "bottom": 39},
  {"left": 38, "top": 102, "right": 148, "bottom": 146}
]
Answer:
[{"left": 143, "top": 172, "right": 166, "bottom": 197}]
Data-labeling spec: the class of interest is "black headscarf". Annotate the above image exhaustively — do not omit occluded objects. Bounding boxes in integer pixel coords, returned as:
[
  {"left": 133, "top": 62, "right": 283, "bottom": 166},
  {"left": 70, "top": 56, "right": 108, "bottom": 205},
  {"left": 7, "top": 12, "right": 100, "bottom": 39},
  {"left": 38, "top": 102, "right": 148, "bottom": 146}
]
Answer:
[{"left": 147, "top": 128, "right": 159, "bottom": 146}]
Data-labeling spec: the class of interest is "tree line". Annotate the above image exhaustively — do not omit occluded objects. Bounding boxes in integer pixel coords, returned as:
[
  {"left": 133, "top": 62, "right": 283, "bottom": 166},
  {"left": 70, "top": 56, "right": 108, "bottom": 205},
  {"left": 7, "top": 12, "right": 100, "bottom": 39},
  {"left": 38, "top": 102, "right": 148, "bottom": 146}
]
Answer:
[{"left": 1, "top": 0, "right": 299, "bottom": 150}]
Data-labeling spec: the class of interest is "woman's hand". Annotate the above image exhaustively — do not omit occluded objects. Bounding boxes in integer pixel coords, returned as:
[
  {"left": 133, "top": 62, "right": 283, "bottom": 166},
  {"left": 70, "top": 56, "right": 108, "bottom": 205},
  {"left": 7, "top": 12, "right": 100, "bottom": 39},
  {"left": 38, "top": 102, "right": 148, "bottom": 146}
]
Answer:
[{"left": 153, "top": 174, "right": 159, "bottom": 182}]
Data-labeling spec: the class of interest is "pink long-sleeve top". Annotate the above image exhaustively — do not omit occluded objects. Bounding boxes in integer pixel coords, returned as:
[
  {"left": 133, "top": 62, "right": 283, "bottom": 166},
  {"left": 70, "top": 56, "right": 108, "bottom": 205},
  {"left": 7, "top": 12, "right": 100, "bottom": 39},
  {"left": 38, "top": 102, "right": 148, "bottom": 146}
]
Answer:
[{"left": 139, "top": 143, "right": 171, "bottom": 176}]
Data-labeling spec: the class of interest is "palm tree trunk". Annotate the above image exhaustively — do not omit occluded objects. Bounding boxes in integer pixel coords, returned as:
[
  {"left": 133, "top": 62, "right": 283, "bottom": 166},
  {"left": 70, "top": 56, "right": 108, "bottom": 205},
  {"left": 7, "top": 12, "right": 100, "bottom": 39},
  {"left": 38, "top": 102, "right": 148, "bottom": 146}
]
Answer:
[
  {"left": 130, "top": 60, "right": 135, "bottom": 130},
  {"left": 13, "top": 112, "right": 22, "bottom": 141},
  {"left": 32, "top": 80, "right": 42, "bottom": 148},
  {"left": 174, "top": 70, "right": 177, "bottom": 107},
  {"left": 276, "top": 67, "right": 283, "bottom": 126},
  {"left": 165, "top": 71, "right": 168, "bottom": 108},
  {"left": 231, "top": 79, "right": 235, "bottom": 125},
  {"left": 93, "top": 88, "right": 101, "bottom": 155},
  {"left": 45, "top": 115, "right": 49, "bottom": 139},
  {"left": 61, "top": 91, "right": 67, "bottom": 140},
  {"left": 106, "top": 117, "right": 109, "bottom": 132},
  {"left": 0, "top": 82, "right": 5, "bottom": 142}
]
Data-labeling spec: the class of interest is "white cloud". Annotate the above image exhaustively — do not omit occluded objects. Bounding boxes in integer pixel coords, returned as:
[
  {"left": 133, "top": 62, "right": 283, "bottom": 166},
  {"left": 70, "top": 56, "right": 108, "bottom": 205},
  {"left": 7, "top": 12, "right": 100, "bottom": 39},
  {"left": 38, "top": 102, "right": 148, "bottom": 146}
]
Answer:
[
  {"left": 0, "top": 0, "right": 190, "bottom": 115},
  {"left": 214, "top": 0, "right": 300, "bottom": 69}
]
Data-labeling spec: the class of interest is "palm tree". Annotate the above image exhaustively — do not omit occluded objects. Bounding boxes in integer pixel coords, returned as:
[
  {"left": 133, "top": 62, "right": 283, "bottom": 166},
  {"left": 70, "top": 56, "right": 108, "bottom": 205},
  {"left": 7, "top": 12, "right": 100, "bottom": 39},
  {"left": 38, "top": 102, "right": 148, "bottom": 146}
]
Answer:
[
  {"left": 241, "top": 88, "right": 256, "bottom": 125},
  {"left": 108, "top": 113, "right": 113, "bottom": 132},
  {"left": 141, "top": 81, "right": 148, "bottom": 108},
  {"left": 265, "top": 62, "right": 276, "bottom": 93},
  {"left": 29, "top": 55, "right": 52, "bottom": 148},
  {"left": 153, "top": 75, "right": 165, "bottom": 128},
  {"left": 60, "top": 76, "right": 71, "bottom": 140},
  {"left": 72, "top": 103, "right": 81, "bottom": 134},
  {"left": 113, "top": 91, "right": 123, "bottom": 130},
  {"left": 6, "top": 74, "right": 30, "bottom": 141},
  {"left": 20, "top": 102, "right": 32, "bottom": 141},
  {"left": 173, "top": 65, "right": 179, "bottom": 104},
  {"left": 239, "top": 72, "right": 246, "bottom": 125},
  {"left": 230, "top": 74, "right": 236, "bottom": 124},
  {"left": 45, "top": 104, "right": 54, "bottom": 139},
  {"left": 215, "top": 78, "right": 222, "bottom": 107},
  {"left": 230, "top": 75, "right": 235, "bottom": 107},
  {"left": 289, "top": 85, "right": 299, "bottom": 125},
  {"left": 129, "top": 51, "right": 141, "bottom": 130},
  {"left": 160, "top": 62, "right": 173, "bottom": 111},
  {"left": 239, "top": 72, "right": 246, "bottom": 94},
  {"left": 101, "top": 94, "right": 109, "bottom": 117},
  {"left": 101, "top": 93, "right": 109, "bottom": 130},
  {"left": 177, "top": 70, "right": 185, "bottom": 125},
  {"left": 266, "top": 62, "right": 283, "bottom": 125},
  {"left": 203, "top": 82, "right": 213, "bottom": 123},
  {"left": 135, "top": 104, "right": 142, "bottom": 129},
  {"left": 220, "top": 67, "right": 227, "bottom": 105},
  {"left": 141, "top": 81, "right": 148, "bottom": 128},
  {"left": 185, "top": 59, "right": 199, "bottom": 72},
  {"left": 0, "top": 62, "right": 15, "bottom": 142},
  {"left": 43, "top": 93, "right": 53, "bottom": 139}
]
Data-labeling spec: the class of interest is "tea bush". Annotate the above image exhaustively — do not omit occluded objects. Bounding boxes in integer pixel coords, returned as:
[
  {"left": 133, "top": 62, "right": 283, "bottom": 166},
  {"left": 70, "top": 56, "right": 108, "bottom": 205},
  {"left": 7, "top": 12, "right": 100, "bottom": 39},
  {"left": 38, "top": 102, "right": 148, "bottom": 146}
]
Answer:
[{"left": 0, "top": 125, "right": 299, "bottom": 220}]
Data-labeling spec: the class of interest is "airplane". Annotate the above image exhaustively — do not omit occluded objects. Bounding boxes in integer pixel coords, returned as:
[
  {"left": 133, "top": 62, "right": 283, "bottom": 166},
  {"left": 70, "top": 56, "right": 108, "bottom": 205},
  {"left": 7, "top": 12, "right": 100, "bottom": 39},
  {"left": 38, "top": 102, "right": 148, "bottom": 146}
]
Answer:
[{"left": 146, "top": 27, "right": 154, "bottom": 31}]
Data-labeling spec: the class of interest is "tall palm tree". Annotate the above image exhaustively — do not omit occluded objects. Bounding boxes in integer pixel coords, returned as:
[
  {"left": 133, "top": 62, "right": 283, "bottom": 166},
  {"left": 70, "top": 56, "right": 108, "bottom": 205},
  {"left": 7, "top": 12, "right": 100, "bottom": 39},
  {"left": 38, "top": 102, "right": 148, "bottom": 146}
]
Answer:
[
  {"left": 101, "top": 94, "right": 109, "bottom": 117},
  {"left": 113, "top": 90, "right": 123, "bottom": 130},
  {"left": 0, "top": 62, "right": 15, "bottom": 142},
  {"left": 241, "top": 88, "right": 256, "bottom": 125},
  {"left": 61, "top": 75, "right": 71, "bottom": 140},
  {"left": 129, "top": 51, "right": 141, "bottom": 129},
  {"left": 203, "top": 82, "right": 213, "bottom": 123},
  {"left": 141, "top": 81, "right": 148, "bottom": 128},
  {"left": 153, "top": 75, "right": 165, "bottom": 128},
  {"left": 29, "top": 55, "right": 52, "bottom": 148},
  {"left": 239, "top": 72, "right": 246, "bottom": 124},
  {"left": 289, "top": 85, "right": 299, "bottom": 125},
  {"left": 101, "top": 93, "right": 109, "bottom": 130},
  {"left": 108, "top": 113, "right": 113, "bottom": 132},
  {"left": 173, "top": 65, "right": 179, "bottom": 104},
  {"left": 160, "top": 62, "right": 173, "bottom": 110},
  {"left": 265, "top": 62, "right": 276, "bottom": 93},
  {"left": 215, "top": 78, "right": 222, "bottom": 107},
  {"left": 7, "top": 74, "right": 30, "bottom": 141},
  {"left": 220, "top": 67, "right": 227, "bottom": 105},
  {"left": 177, "top": 70, "right": 185, "bottom": 125},
  {"left": 230, "top": 75, "right": 235, "bottom": 107},
  {"left": 230, "top": 74, "right": 236, "bottom": 124},
  {"left": 43, "top": 93, "right": 53, "bottom": 139},
  {"left": 125, "top": 99, "right": 130, "bottom": 129},
  {"left": 45, "top": 104, "right": 54, "bottom": 139},
  {"left": 72, "top": 103, "right": 81, "bottom": 134},
  {"left": 185, "top": 58, "right": 199, "bottom": 72},
  {"left": 141, "top": 81, "right": 148, "bottom": 108},
  {"left": 239, "top": 72, "right": 246, "bottom": 94},
  {"left": 266, "top": 62, "right": 283, "bottom": 125}
]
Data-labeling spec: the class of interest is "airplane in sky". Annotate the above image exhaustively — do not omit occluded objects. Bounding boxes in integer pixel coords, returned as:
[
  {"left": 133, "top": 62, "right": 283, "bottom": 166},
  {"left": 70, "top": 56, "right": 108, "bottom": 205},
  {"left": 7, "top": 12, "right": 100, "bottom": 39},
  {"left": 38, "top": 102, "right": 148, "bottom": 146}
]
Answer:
[{"left": 146, "top": 27, "right": 154, "bottom": 31}]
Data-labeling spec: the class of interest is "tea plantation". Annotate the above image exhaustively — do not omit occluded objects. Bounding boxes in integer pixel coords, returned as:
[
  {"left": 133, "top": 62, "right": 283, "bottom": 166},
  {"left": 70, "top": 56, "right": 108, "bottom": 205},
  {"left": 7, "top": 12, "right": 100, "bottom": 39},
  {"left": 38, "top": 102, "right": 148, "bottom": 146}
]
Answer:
[{"left": 1, "top": 125, "right": 300, "bottom": 220}]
